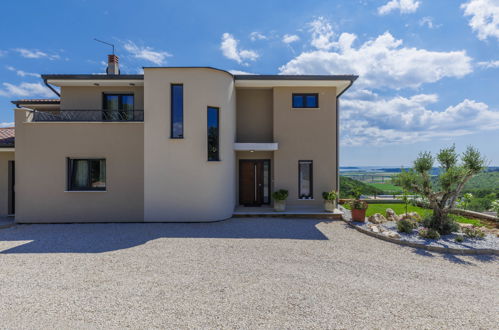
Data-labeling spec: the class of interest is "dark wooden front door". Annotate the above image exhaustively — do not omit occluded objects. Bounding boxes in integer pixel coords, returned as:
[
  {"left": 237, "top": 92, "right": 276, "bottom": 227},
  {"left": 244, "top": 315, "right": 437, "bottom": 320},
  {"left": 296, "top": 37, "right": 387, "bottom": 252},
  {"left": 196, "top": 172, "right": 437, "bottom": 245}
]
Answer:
[{"left": 239, "top": 160, "right": 270, "bottom": 206}]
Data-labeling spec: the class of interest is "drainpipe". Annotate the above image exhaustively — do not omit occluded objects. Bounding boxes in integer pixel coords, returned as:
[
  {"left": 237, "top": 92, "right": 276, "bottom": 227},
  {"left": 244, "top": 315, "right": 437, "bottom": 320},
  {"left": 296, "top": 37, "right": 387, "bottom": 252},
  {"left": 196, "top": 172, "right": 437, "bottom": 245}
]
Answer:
[{"left": 43, "top": 78, "right": 60, "bottom": 97}]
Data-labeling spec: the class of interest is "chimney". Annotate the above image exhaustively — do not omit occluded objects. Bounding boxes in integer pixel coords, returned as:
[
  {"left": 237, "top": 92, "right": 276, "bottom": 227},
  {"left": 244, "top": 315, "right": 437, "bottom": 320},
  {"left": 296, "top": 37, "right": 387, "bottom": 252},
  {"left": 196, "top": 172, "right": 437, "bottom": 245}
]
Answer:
[{"left": 106, "top": 54, "right": 119, "bottom": 75}]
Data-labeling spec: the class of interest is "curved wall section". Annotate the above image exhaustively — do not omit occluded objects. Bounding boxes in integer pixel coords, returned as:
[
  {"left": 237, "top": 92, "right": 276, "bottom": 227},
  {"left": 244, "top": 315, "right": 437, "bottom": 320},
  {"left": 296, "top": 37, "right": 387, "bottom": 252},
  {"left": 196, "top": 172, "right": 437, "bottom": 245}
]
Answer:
[{"left": 144, "top": 68, "right": 236, "bottom": 221}]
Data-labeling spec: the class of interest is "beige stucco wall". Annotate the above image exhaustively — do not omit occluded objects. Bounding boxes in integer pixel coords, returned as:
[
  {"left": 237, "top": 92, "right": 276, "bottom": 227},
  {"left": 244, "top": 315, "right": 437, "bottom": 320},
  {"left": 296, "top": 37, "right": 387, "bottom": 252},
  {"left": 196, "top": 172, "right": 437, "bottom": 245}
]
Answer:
[
  {"left": 236, "top": 88, "right": 273, "bottom": 143},
  {"left": 144, "top": 68, "right": 236, "bottom": 221},
  {"left": 0, "top": 151, "right": 14, "bottom": 216},
  {"left": 14, "top": 110, "right": 144, "bottom": 223},
  {"left": 273, "top": 87, "right": 337, "bottom": 206},
  {"left": 60, "top": 86, "right": 144, "bottom": 110}
]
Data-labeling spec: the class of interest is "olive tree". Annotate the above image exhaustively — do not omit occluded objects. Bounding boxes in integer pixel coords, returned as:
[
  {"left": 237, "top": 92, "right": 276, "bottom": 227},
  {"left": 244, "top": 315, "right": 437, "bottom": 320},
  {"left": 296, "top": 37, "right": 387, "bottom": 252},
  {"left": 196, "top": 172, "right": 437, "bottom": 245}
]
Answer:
[{"left": 395, "top": 146, "right": 486, "bottom": 234}]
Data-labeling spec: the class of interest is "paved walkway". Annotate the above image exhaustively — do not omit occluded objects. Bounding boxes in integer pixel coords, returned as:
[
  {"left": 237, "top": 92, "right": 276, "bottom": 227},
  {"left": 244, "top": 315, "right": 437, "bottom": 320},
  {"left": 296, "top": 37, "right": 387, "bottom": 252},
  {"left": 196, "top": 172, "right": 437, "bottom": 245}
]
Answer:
[{"left": 0, "top": 218, "right": 497, "bottom": 328}]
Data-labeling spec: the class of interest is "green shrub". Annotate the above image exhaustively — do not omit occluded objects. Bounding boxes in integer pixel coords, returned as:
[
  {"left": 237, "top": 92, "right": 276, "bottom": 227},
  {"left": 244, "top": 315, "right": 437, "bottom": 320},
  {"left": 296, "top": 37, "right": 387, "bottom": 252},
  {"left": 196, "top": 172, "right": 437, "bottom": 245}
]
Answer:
[
  {"left": 421, "top": 215, "right": 459, "bottom": 235},
  {"left": 462, "top": 227, "right": 485, "bottom": 239},
  {"left": 272, "top": 189, "right": 288, "bottom": 201},
  {"left": 322, "top": 191, "right": 338, "bottom": 201},
  {"left": 397, "top": 219, "right": 416, "bottom": 233},
  {"left": 348, "top": 199, "right": 368, "bottom": 210},
  {"left": 454, "top": 235, "right": 464, "bottom": 243},
  {"left": 418, "top": 228, "right": 441, "bottom": 240}
]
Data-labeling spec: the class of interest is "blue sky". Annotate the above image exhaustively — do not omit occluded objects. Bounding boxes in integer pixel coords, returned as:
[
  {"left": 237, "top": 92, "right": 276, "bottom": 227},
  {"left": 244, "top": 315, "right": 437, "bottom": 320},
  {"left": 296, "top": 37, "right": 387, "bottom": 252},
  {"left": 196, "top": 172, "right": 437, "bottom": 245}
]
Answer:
[{"left": 0, "top": 0, "right": 498, "bottom": 166}]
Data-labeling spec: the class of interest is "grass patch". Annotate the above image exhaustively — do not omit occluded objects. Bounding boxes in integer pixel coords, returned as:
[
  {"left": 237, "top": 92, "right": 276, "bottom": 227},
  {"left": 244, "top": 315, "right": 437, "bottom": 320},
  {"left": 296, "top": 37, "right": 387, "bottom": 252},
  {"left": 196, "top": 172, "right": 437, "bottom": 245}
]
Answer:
[
  {"left": 344, "top": 203, "right": 485, "bottom": 227},
  {"left": 366, "top": 183, "right": 403, "bottom": 194}
]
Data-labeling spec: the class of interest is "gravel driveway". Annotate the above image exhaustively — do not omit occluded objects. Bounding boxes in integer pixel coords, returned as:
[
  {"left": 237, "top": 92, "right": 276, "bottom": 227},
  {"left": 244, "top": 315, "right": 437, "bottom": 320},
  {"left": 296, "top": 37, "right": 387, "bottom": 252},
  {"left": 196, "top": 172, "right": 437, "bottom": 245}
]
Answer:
[{"left": 0, "top": 218, "right": 497, "bottom": 329}]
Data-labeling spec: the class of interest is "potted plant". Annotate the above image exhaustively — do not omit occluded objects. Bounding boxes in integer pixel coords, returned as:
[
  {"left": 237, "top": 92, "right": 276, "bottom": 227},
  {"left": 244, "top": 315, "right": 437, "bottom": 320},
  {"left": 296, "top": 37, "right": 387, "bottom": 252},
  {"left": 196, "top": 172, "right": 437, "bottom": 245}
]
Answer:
[
  {"left": 322, "top": 191, "right": 338, "bottom": 212},
  {"left": 272, "top": 189, "right": 289, "bottom": 212},
  {"left": 349, "top": 189, "right": 368, "bottom": 222}
]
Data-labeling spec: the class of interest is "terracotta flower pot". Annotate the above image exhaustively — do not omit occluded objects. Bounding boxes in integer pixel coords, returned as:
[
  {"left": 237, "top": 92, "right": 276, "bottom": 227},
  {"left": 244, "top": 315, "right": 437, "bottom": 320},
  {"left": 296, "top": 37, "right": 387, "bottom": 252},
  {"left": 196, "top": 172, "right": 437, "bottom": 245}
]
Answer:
[{"left": 351, "top": 209, "right": 367, "bottom": 222}]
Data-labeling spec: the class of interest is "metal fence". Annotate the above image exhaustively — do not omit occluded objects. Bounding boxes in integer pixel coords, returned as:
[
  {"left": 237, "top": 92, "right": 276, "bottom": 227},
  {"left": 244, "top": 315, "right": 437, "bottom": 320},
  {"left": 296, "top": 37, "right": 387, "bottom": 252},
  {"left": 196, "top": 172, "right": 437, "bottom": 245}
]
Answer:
[{"left": 32, "top": 110, "right": 144, "bottom": 122}]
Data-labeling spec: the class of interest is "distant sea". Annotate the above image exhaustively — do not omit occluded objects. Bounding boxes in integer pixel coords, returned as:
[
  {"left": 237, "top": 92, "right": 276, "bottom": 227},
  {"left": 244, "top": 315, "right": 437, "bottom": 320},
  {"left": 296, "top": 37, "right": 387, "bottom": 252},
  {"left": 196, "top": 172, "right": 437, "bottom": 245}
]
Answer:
[{"left": 340, "top": 166, "right": 499, "bottom": 173}]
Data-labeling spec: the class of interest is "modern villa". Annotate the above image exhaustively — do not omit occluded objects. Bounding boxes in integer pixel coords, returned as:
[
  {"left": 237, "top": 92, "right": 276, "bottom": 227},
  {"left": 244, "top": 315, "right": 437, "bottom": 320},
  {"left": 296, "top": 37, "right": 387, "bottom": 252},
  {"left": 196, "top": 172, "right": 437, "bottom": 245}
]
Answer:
[{"left": 1, "top": 55, "right": 357, "bottom": 223}]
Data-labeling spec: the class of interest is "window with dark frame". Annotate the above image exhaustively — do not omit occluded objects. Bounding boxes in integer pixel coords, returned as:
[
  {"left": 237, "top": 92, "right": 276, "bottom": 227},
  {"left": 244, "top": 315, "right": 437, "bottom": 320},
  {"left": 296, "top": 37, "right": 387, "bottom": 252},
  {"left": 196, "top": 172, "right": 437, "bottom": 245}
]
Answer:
[
  {"left": 298, "top": 160, "right": 313, "bottom": 199},
  {"left": 67, "top": 158, "right": 106, "bottom": 191},
  {"left": 207, "top": 106, "right": 220, "bottom": 161},
  {"left": 171, "top": 84, "right": 184, "bottom": 138},
  {"left": 103, "top": 94, "right": 134, "bottom": 121},
  {"left": 292, "top": 93, "right": 319, "bottom": 108}
]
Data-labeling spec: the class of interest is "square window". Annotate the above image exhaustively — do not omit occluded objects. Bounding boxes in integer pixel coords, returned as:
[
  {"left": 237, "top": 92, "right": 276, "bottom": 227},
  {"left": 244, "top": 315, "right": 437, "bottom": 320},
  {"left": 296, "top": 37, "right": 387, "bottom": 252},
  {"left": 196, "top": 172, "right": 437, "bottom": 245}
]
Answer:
[{"left": 68, "top": 159, "right": 106, "bottom": 191}]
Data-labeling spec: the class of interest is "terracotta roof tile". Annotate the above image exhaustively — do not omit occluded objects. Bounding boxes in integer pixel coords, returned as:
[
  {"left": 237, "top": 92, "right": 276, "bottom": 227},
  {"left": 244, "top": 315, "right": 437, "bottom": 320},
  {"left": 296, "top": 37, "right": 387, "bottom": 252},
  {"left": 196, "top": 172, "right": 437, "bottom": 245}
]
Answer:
[
  {"left": 11, "top": 99, "right": 60, "bottom": 105},
  {"left": 0, "top": 127, "right": 15, "bottom": 147}
]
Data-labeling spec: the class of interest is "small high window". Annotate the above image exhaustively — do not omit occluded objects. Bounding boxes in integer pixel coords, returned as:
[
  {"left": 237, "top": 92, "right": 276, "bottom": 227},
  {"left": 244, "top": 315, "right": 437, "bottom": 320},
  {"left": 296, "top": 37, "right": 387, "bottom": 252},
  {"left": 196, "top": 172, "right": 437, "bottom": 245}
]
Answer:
[
  {"left": 298, "top": 160, "right": 313, "bottom": 199},
  {"left": 67, "top": 159, "right": 106, "bottom": 191},
  {"left": 292, "top": 93, "right": 318, "bottom": 108},
  {"left": 171, "top": 84, "right": 184, "bottom": 138},
  {"left": 207, "top": 107, "right": 220, "bottom": 161}
]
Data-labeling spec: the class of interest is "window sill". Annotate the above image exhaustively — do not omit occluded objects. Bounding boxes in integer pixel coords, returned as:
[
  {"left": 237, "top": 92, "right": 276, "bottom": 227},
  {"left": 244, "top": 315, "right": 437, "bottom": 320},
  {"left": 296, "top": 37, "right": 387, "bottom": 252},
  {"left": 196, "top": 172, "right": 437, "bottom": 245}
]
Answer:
[
  {"left": 291, "top": 107, "right": 320, "bottom": 110},
  {"left": 65, "top": 190, "right": 107, "bottom": 193},
  {"left": 170, "top": 137, "right": 184, "bottom": 139}
]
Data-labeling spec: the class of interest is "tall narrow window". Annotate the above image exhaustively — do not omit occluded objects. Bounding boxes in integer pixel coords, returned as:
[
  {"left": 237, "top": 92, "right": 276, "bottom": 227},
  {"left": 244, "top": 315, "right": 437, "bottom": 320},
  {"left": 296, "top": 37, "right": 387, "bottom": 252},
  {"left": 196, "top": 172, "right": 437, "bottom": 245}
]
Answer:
[
  {"left": 207, "top": 106, "right": 220, "bottom": 161},
  {"left": 171, "top": 84, "right": 184, "bottom": 138},
  {"left": 67, "top": 159, "right": 106, "bottom": 191},
  {"left": 298, "top": 160, "right": 313, "bottom": 199},
  {"left": 103, "top": 94, "right": 134, "bottom": 121}
]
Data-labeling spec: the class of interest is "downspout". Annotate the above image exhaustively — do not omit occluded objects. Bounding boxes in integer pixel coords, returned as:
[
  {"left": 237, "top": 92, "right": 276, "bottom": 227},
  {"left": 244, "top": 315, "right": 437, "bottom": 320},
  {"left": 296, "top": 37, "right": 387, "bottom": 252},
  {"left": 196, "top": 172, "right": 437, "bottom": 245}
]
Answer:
[
  {"left": 335, "top": 78, "right": 357, "bottom": 195},
  {"left": 43, "top": 78, "right": 60, "bottom": 97}
]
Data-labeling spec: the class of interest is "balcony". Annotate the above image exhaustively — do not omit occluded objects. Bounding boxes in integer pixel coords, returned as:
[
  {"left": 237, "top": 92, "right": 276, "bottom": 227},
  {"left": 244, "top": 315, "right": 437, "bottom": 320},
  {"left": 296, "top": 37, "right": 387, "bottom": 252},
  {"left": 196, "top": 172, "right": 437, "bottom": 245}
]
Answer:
[{"left": 31, "top": 109, "right": 144, "bottom": 122}]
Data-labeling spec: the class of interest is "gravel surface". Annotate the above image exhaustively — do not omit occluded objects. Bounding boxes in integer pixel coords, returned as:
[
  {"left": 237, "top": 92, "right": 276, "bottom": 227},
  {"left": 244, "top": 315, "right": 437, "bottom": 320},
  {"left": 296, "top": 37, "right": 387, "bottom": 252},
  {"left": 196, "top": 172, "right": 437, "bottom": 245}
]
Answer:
[{"left": 0, "top": 219, "right": 498, "bottom": 329}]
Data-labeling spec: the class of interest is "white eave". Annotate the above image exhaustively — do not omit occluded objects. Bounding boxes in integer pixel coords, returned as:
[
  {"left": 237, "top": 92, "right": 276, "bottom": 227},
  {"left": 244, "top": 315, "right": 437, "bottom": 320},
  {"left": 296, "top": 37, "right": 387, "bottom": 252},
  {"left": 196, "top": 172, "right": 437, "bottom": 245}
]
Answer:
[
  {"left": 0, "top": 148, "right": 14, "bottom": 152},
  {"left": 234, "top": 143, "right": 279, "bottom": 151},
  {"left": 47, "top": 79, "right": 144, "bottom": 87},
  {"left": 234, "top": 79, "right": 352, "bottom": 95}
]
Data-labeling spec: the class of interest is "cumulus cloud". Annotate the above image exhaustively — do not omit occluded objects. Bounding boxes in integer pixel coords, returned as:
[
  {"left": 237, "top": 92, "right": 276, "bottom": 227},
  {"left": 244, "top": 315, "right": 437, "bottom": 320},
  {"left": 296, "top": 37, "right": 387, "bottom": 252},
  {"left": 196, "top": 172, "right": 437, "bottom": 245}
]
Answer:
[
  {"left": 0, "top": 82, "right": 54, "bottom": 98},
  {"left": 123, "top": 41, "right": 172, "bottom": 65},
  {"left": 477, "top": 60, "right": 499, "bottom": 68},
  {"left": 220, "top": 33, "right": 259, "bottom": 65},
  {"left": 341, "top": 93, "right": 499, "bottom": 146},
  {"left": 309, "top": 17, "right": 336, "bottom": 50},
  {"left": 378, "top": 0, "right": 420, "bottom": 15},
  {"left": 279, "top": 31, "right": 472, "bottom": 89},
  {"left": 0, "top": 122, "right": 14, "bottom": 128},
  {"left": 282, "top": 34, "right": 300, "bottom": 44},
  {"left": 249, "top": 32, "right": 267, "bottom": 41},
  {"left": 5, "top": 66, "right": 40, "bottom": 78},
  {"left": 462, "top": 0, "right": 499, "bottom": 41},
  {"left": 14, "top": 48, "right": 60, "bottom": 60}
]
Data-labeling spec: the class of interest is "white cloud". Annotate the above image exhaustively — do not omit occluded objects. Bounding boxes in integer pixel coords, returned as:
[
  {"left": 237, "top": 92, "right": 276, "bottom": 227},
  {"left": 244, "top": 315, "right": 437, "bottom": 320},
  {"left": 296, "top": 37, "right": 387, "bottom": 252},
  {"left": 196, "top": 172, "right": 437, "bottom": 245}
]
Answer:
[
  {"left": 341, "top": 93, "right": 499, "bottom": 146},
  {"left": 228, "top": 70, "right": 255, "bottom": 75},
  {"left": 5, "top": 66, "right": 40, "bottom": 78},
  {"left": 279, "top": 30, "right": 472, "bottom": 89},
  {"left": 282, "top": 34, "right": 300, "bottom": 44},
  {"left": 462, "top": 0, "right": 499, "bottom": 41},
  {"left": 0, "top": 122, "right": 14, "bottom": 128},
  {"left": 249, "top": 32, "right": 267, "bottom": 41},
  {"left": 419, "top": 17, "right": 440, "bottom": 29},
  {"left": 0, "top": 82, "right": 54, "bottom": 98},
  {"left": 220, "top": 33, "right": 259, "bottom": 65},
  {"left": 477, "top": 60, "right": 499, "bottom": 68},
  {"left": 123, "top": 41, "right": 172, "bottom": 65},
  {"left": 309, "top": 17, "right": 336, "bottom": 50},
  {"left": 14, "top": 48, "right": 60, "bottom": 60},
  {"left": 378, "top": 0, "right": 420, "bottom": 15}
]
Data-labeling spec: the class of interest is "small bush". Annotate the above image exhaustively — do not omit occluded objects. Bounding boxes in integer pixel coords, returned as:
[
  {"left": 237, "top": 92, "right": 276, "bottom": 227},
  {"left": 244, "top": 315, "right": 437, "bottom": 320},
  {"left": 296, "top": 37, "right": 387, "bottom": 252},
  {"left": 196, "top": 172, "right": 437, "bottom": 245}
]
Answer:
[
  {"left": 272, "top": 189, "right": 288, "bottom": 201},
  {"left": 462, "top": 227, "right": 485, "bottom": 239},
  {"left": 397, "top": 219, "right": 416, "bottom": 234},
  {"left": 418, "top": 228, "right": 441, "bottom": 240},
  {"left": 348, "top": 200, "right": 368, "bottom": 210},
  {"left": 454, "top": 235, "right": 464, "bottom": 243},
  {"left": 322, "top": 191, "right": 338, "bottom": 201},
  {"left": 421, "top": 215, "right": 459, "bottom": 235}
]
